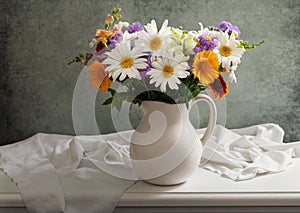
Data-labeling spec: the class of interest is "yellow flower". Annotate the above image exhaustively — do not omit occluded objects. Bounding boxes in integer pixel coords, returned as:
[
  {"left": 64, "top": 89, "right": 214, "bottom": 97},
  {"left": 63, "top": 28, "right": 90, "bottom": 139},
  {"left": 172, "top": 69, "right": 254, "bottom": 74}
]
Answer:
[
  {"left": 207, "top": 74, "right": 228, "bottom": 99},
  {"left": 192, "top": 50, "right": 219, "bottom": 85},
  {"left": 95, "top": 29, "right": 112, "bottom": 44},
  {"left": 88, "top": 60, "right": 112, "bottom": 92}
]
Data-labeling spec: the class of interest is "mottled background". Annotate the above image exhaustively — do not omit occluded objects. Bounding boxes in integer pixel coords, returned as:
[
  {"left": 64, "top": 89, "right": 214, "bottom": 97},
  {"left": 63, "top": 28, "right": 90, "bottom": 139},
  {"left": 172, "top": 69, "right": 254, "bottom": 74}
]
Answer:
[{"left": 0, "top": 0, "right": 299, "bottom": 144}]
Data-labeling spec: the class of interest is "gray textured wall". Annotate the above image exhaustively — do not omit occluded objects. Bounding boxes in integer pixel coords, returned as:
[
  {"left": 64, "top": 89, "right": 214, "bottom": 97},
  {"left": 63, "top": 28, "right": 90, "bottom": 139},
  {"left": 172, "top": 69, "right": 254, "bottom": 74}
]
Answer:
[{"left": 0, "top": 0, "right": 299, "bottom": 144}]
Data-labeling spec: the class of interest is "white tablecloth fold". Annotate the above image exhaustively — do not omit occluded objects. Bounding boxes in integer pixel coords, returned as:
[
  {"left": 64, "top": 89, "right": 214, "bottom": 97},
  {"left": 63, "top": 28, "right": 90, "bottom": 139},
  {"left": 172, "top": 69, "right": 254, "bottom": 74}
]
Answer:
[
  {"left": 201, "top": 123, "right": 300, "bottom": 180},
  {"left": 0, "top": 123, "right": 299, "bottom": 213},
  {"left": 0, "top": 133, "right": 135, "bottom": 213}
]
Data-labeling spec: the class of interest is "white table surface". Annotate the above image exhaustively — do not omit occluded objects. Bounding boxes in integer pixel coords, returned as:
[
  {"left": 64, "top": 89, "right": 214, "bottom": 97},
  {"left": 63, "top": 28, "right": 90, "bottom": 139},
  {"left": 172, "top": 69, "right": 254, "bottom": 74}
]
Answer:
[{"left": 1, "top": 159, "right": 300, "bottom": 213}]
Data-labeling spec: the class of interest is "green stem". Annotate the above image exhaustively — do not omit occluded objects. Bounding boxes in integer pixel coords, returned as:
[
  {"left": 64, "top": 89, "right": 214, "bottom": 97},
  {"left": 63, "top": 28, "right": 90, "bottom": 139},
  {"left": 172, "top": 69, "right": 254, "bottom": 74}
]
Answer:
[{"left": 142, "top": 79, "right": 151, "bottom": 100}]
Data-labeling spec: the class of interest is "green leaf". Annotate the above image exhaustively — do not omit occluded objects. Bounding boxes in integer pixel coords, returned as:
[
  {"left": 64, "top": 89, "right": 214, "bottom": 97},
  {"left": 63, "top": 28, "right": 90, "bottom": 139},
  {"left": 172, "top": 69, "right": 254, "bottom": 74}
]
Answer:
[
  {"left": 67, "top": 59, "right": 76, "bottom": 65},
  {"left": 102, "top": 97, "right": 113, "bottom": 105},
  {"left": 238, "top": 39, "right": 265, "bottom": 50},
  {"left": 108, "top": 88, "right": 116, "bottom": 96},
  {"left": 112, "top": 92, "right": 128, "bottom": 111},
  {"left": 112, "top": 5, "right": 121, "bottom": 14},
  {"left": 68, "top": 52, "right": 92, "bottom": 65},
  {"left": 192, "top": 87, "right": 201, "bottom": 97},
  {"left": 132, "top": 97, "right": 142, "bottom": 106},
  {"left": 185, "top": 100, "right": 189, "bottom": 109},
  {"left": 218, "top": 64, "right": 224, "bottom": 72}
]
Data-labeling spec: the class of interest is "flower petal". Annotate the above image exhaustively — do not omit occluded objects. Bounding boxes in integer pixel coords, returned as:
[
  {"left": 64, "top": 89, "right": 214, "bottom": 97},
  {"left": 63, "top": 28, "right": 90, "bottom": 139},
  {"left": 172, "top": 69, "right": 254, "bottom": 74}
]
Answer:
[{"left": 207, "top": 74, "right": 229, "bottom": 99}]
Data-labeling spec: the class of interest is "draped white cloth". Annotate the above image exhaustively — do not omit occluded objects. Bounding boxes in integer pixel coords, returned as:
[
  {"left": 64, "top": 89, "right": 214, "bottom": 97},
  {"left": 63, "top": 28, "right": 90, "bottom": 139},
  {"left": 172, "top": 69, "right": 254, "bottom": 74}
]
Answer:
[
  {"left": 0, "top": 123, "right": 299, "bottom": 212},
  {"left": 201, "top": 123, "right": 300, "bottom": 180},
  {"left": 0, "top": 133, "right": 135, "bottom": 213}
]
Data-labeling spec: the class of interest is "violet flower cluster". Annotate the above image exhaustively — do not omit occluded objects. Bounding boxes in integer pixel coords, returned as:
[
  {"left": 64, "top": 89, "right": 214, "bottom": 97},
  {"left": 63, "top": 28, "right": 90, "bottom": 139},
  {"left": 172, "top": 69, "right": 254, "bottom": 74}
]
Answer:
[{"left": 218, "top": 21, "right": 241, "bottom": 40}]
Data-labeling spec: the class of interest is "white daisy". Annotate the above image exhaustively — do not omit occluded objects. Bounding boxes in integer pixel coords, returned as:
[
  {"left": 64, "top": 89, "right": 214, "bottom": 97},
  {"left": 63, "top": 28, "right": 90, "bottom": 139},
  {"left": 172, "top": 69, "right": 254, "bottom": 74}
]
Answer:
[
  {"left": 168, "top": 27, "right": 196, "bottom": 56},
  {"left": 194, "top": 22, "right": 218, "bottom": 38},
  {"left": 135, "top": 19, "right": 171, "bottom": 57},
  {"left": 122, "top": 31, "right": 139, "bottom": 47},
  {"left": 227, "top": 63, "right": 239, "bottom": 83},
  {"left": 115, "top": 21, "right": 130, "bottom": 29},
  {"left": 168, "top": 27, "right": 184, "bottom": 55},
  {"left": 147, "top": 51, "right": 190, "bottom": 92},
  {"left": 103, "top": 42, "right": 148, "bottom": 81},
  {"left": 213, "top": 31, "right": 245, "bottom": 72},
  {"left": 228, "top": 70, "right": 237, "bottom": 83},
  {"left": 197, "top": 22, "right": 210, "bottom": 35}
]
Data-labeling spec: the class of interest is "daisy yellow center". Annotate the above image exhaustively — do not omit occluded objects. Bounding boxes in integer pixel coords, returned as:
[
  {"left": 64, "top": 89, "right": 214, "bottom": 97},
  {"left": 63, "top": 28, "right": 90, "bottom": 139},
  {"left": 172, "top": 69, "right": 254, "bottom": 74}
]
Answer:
[
  {"left": 162, "top": 65, "right": 174, "bottom": 77},
  {"left": 120, "top": 56, "right": 133, "bottom": 68},
  {"left": 220, "top": 45, "right": 232, "bottom": 57},
  {"left": 149, "top": 36, "right": 162, "bottom": 50},
  {"left": 205, "top": 35, "right": 212, "bottom": 42}
]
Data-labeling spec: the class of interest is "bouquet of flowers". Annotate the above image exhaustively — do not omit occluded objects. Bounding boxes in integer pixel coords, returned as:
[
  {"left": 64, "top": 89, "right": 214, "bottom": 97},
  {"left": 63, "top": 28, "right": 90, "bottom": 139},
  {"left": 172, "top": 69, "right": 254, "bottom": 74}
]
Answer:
[{"left": 69, "top": 6, "right": 263, "bottom": 109}]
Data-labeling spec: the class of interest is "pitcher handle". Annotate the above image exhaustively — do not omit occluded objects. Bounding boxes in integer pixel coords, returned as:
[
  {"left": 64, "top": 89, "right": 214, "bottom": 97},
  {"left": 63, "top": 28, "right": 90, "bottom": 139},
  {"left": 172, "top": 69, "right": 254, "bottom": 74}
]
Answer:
[{"left": 189, "top": 94, "right": 217, "bottom": 145}]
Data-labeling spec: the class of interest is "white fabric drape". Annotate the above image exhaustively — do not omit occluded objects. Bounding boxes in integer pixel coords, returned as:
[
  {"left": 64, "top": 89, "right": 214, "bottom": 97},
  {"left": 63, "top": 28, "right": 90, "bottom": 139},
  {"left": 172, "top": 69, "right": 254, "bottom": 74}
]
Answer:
[
  {"left": 0, "top": 133, "right": 135, "bottom": 213},
  {"left": 201, "top": 123, "right": 300, "bottom": 180}
]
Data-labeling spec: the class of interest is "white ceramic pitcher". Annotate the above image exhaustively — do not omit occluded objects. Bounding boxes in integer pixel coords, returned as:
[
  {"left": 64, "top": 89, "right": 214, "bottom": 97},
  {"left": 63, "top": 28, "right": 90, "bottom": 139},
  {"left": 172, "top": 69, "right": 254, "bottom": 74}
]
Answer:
[{"left": 130, "top": 94, "right": 217, "bottom": 185}]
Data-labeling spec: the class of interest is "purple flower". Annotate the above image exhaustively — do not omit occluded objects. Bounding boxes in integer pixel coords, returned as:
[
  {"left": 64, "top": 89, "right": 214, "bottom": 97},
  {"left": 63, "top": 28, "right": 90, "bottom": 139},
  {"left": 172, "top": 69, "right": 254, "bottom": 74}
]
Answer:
[
  {"left": 139, "top": 54, "right": 152, "bottom": 79},
  {"left": 109, "top": 32, "right": 123, "bottom": 44},
  {"left": 127, "top": 22, "right": 144, "bottom": 34},
  {"left": 231, "top": 25, "right": 241, "bottom": 40},
  {"left": 219, "top": 21, "right": 233, "bottom": 32},
  {"left": 193, "top": 34, "right": 217, "bottom": 53},
  {"left": 139, "top": 69, "right": 149, "bottom": 79},
  {"left": 187, "top": 54, "right": 195, "bottom": 72},
  {"left": 218, "top": 21, "right": 241, "bottom": 40}
]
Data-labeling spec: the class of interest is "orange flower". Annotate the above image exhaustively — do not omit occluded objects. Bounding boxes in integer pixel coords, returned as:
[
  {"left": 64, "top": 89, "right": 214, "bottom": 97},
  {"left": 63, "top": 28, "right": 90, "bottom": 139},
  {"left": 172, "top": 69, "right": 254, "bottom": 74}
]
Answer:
[
  {"left": 99, "top": 75, "right": 112, "bottom": 92},
  {"left": 95, "top": 29, "right": 112, "bottom": 44},
  {"left": 207, "top": 74, "right": 228, "bottom": 99},
  {"left": 111, "top": 25, "right": 121, "bottom": 36},
  {"left": 88, "top": 60, "right": 112, "bottom": 92},
  {"left": 192, "top": 50, "right": 219, "bottom": 85}
]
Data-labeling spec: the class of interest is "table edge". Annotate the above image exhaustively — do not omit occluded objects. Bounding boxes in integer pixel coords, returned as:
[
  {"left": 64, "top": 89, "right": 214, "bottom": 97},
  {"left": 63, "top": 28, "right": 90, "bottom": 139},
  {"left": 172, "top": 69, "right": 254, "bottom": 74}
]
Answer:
[{"left": 118, "top": 191, "right": 300, "bottom": 207}]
